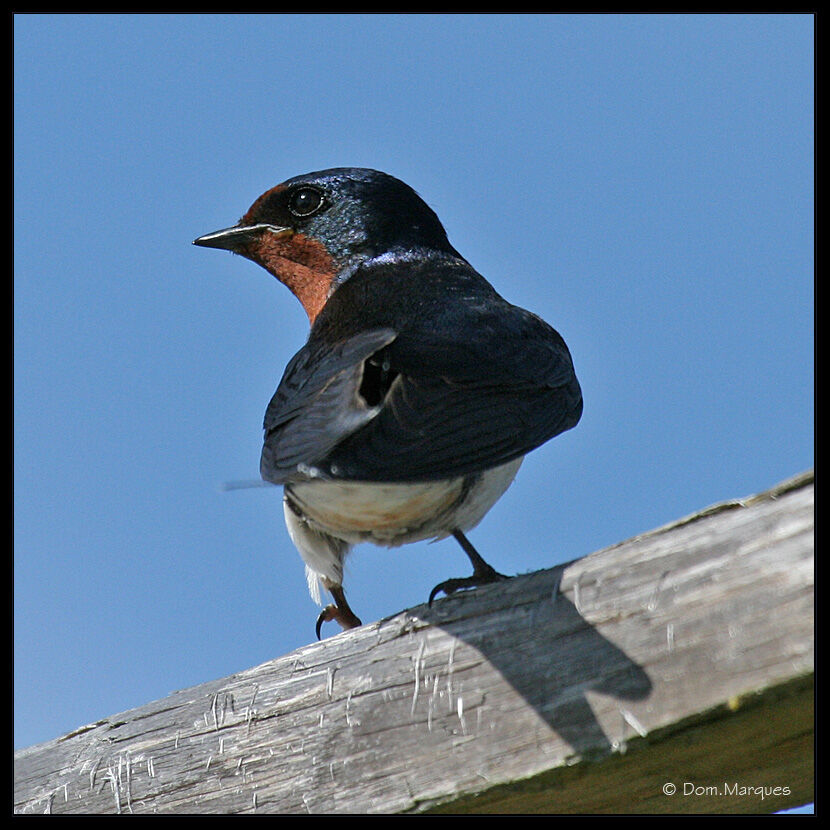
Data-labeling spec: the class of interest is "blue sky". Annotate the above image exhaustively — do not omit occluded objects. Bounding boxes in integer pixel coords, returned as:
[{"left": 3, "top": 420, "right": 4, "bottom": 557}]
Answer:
[{"left": 15, "top": 13, "right": 813, "bottom": 797}]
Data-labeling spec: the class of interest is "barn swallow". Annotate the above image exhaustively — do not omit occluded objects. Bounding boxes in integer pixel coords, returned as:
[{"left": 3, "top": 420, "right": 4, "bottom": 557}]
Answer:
[{"left": 194, "top": 168, "right": 582, "bottom": 638}]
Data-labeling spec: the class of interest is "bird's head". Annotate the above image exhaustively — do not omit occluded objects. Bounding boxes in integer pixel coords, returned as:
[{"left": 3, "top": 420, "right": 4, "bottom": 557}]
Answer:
[{"left": 194, "top": 168, "right": 458, "bottom": 324}]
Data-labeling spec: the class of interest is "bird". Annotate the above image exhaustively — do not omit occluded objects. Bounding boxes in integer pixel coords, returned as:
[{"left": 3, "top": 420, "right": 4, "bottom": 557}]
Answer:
[{"left": 194, "top": 168, "right": 582, "bottom": 638}]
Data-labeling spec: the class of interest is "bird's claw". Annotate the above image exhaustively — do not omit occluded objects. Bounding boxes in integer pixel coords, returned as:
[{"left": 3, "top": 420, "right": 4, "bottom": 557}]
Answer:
[{"left": 315, "top": 604, "right": 362, "bottom": 640}]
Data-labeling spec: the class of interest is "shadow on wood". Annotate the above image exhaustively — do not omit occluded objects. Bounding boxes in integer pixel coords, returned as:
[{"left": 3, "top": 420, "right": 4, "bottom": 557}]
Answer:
[{"left": 418, "top": 575, "right": 653, "bottom": 759}]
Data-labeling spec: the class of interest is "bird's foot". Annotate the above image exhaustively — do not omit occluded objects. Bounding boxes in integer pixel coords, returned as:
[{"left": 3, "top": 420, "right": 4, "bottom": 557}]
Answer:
[
  {"left": 428, "top": 565, "right": 509, "bottom": 606},
  {"left": 428, "top": 529, "right": 510, "bottom": 607},
  {"left": 315, "top": 584, "right": 362, "bottom": 639}
]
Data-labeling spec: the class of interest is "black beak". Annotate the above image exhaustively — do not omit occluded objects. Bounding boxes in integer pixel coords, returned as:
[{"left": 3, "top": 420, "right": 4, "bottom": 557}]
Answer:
[{"left": 193, "top": 223, "right": 293, "bottom": 252}]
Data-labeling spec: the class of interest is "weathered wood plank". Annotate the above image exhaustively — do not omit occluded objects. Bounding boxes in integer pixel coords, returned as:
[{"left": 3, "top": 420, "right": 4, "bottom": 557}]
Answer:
[{"left": 14, "top": 472, "right": 814, "bottom": 814}]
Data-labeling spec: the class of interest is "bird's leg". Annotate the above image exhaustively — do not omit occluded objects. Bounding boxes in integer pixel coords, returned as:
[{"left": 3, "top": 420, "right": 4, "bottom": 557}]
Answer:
[
  {"left": 316, "top": 580, "right": 362, "bottom": 639},
  {"left": 428, "top": 530, "right": 510, "bottom": 606}
]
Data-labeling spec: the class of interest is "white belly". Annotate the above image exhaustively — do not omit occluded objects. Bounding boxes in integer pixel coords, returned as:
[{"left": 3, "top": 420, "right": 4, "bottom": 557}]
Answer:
[{"left": 287, "top": 456, "right": 523, "bottom": 546}]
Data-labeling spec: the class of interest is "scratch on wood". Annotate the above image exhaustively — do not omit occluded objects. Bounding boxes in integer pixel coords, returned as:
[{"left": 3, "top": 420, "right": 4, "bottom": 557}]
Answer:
[
  {"left": 427, "top": 675, "right": 439, "bottom": 732},
  {"left": 88, "top": 756, "right": 101, "bottom": 790},
  {"left": 621, "top": 708, "right": 648, "bottom": 738},
  {"left": 246, "top": 685, "right": 259, "bottom": 736},
  {"left": 573, "top": 577, "right": 582, "bottom": 613},
  {"left": 457, "top": 696, "right": 466, "bottom": 736},
  {"left": 647, "top": 570, "right": 670, "bottom": 611},
  {"left": 246, "top": 684, "right": 259, "bottom": 719},
  {"left": 125, "top": 753, "right": 132, "bottom": 813},
  {"left": 326, "top": 668, "right": 335, "bottom": 699},
  {"left": 346, "top": 691, "right": 361, "bottom": 727},
  {"left": 103, "top": 765, "right": 121, "bottom": 814},
  {"left": 211, "top": 693, "right": 219, "bottom": 731},
  {"left": 411, "top": 638, "right": 426, "bottom": 715},
  {"left": 446, "top": 640, "right": 457, "bottom": 713}
]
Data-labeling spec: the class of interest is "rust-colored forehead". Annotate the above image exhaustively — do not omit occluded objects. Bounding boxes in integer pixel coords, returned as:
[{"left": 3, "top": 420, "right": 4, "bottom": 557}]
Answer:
[{"left": 241, "top": 183, "right": 287, "bottom": 225}]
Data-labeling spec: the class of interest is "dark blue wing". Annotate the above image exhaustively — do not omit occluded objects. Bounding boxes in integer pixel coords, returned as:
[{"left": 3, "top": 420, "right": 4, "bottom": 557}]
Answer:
[{"left": 260, "top": 298, "right": 581, "bottom": 483}]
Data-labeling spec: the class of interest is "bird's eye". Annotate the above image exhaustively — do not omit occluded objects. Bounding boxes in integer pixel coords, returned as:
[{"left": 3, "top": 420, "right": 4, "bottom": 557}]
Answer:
[{"left": 288, "top": 187, "right": 325, "bottom": 218}]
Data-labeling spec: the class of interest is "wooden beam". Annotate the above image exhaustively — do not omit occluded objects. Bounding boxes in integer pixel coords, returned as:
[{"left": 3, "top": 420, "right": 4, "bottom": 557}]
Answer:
[{"left": 14, "top": 472, "right": 814, "bottom": 814}]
